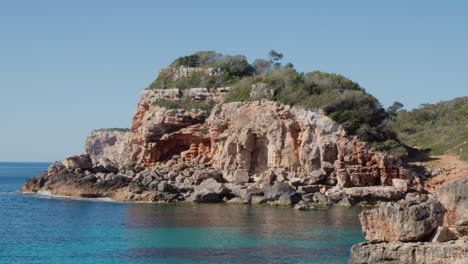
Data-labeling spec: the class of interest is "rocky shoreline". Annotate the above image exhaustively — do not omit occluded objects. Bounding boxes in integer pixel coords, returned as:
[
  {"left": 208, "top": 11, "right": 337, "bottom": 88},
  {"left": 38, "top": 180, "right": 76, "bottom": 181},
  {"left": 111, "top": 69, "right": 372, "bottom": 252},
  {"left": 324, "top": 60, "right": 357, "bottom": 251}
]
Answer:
[{"left": 21, "top": 153, "right": 409, "bottom": 207}]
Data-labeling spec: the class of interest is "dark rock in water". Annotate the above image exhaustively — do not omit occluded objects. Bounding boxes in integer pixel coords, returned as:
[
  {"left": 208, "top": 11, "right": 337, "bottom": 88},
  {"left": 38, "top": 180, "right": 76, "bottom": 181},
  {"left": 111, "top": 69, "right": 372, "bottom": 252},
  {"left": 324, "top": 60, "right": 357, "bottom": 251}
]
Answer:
[
  {"left": 275, "top": 192, "right": 301, "bottom": 205},
  {"left": 155, "top": 192, "right": 179, "bottom": 202},
  {"left": 191, "top": 178, "right": 229, "bottom": 203},
  {"left": 263, "top": 182, "right": 295, "bottom": 201},
  {"left": 243, "top": 188, "right": 264, "bottom": 202},
  {"left": 337, "top": 196, "right": 353, "bottom": 206},
  {"left": 191, "top": 190, "right": 220, "bottom": 203},
  {"left": 312, "top": 192, "right": 332, "bottom": 206},
  {"left": 302, "top": 193, "right": 315, "bottom": 202},
  {"left": 359, "top": 199, "right": 446, "bottom": 242},
  {"left": 293, "top": 200, "right": 317, "bottom": 210}
]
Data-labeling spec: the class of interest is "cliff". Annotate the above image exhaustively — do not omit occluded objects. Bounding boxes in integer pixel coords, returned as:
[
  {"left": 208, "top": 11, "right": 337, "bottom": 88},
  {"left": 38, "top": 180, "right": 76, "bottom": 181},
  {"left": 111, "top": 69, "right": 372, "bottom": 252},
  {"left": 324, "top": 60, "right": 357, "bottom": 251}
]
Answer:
[{"left": 22, "top": 81, "right": 420, "bottom": 206}]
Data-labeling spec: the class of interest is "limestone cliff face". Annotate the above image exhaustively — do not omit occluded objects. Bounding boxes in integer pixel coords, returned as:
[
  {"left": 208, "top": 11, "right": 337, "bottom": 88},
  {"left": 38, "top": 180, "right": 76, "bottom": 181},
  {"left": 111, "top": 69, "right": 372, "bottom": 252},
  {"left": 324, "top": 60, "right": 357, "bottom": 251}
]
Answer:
[
  {"left": 85, "top": 88, "right": 408, "bottom": 188},
  {"left": 207, "top": 101, "right": 405, "bottom": 185},
  {"left": 127, "top": 88, "right": 228, "bottom": 166},
  {"left": 84, "top": 130, "right": 130, "bottom": 167}
]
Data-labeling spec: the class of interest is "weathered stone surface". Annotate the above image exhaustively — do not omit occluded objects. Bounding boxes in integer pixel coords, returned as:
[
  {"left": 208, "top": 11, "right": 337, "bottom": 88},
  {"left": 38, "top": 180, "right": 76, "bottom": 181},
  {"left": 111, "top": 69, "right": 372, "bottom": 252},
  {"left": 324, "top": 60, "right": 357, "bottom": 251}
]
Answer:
[
  {"left": 251, "top": 196, "right": 267, "bottom": 204},
  {"left": 191, "top": 178, "right": 229, "bottom": 202},
  {"left": 455, "top": 220, "right": 468, "bottom": 240},
  {"left": 263, "top": 182, "right": 295, "bottom": 201},
  {"left": 62, "top": 154, "right": 92, "bottom": 171},
  {"left": 430, "top": 227, "right": 457, "bottom": 242},
  {"left": 192, "top": 169, "right": 222, "bottom": 184},
  {"left": 359, "top": 200, "right": 446, "bottom": 242},
  {"left": 392, "top": 178, "right": 408, "bottom": 192},
  {"left": 84, "top": 130, "right": 130, "bottom": 167},
  {"left": 344, "top": 186, "right": 405, "bottom": 201},
  {"left": 208, "top": 101, "right": 405, "bottom": 186},
  {"left": 437, "top": 178, "right": 468, "bottom": 227},
  {"left": 349, "top": 240, "right": 468, "bottom": 264}
]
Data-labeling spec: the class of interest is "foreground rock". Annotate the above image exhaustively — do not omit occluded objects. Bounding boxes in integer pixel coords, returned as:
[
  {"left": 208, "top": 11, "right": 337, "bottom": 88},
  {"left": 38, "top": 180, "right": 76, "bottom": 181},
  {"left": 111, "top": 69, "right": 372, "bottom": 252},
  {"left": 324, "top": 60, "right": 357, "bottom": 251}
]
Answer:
[
  {"left": 349, "top": 240, "right": 468, "bottom": 264},
  {"left": 349, "top": 178, "right": 468, "bottom": 264},
  {"left": 360, "top": 199, "right": 445, "bottom": 242}
]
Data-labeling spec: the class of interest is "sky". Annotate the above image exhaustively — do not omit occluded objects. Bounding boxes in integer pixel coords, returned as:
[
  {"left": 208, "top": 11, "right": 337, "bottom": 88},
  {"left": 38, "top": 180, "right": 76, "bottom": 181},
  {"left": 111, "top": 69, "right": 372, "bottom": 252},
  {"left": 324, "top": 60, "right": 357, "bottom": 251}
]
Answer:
[{"left": 0, "top": 0, "right": 467, "bottom": 162}]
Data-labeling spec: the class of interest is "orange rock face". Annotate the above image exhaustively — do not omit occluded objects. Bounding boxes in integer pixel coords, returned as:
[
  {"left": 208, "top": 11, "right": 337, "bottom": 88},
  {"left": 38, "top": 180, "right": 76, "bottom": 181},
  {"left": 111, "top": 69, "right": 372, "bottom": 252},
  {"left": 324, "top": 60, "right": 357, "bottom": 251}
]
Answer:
[{"left": 104, "top": 93, "right": 410, "bottom": 187}]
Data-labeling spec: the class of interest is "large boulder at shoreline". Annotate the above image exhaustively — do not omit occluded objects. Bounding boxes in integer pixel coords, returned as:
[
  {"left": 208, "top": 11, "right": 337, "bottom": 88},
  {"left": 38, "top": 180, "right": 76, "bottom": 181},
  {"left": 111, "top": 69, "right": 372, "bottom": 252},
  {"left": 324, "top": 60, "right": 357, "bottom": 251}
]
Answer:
[
  {"left": 349, "top": 240, "right": 468, "bottom": 264},
  {"left": 359, "top": 199, "right": 446, "bottom": 242},
  {"left": 437, "top": 178, "right": 468, "bottom": 227}
]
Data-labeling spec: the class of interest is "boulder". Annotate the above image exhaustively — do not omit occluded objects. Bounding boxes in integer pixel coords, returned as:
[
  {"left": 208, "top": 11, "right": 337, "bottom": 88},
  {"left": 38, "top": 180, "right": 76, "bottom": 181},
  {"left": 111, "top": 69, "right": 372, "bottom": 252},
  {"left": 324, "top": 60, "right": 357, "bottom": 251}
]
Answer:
[
  {"left": 62, "top": 154, "right": 92, "bottom": 171},
  {"left": 437, "top": 178, "right": 468, "bottom": 227},
  {"left": 263, "top": 182, "right": 295, "bottom": 201},
  {"left": 430, "top": 227, "right": 457, "bottom": 242},
  {"left": 157, "top": 182, "right": 174, "bottom": 193},
  {"left": 392, "top": 178, "right": 408, "bottom": 192},
  {"left": 191, "top": 178, "right": 229, "bottom": 202},
  {"left": 359, "top": 199, "right": 446, "bottom": 242},
  {"left": 297, "top": 185, "right": 321, "bottom": 194},
  {"left": 192, "top": 169, "right": 222, "bottom": 184},
  {"left": 191, "top": 190, "right": 220, "bottom": 202}
]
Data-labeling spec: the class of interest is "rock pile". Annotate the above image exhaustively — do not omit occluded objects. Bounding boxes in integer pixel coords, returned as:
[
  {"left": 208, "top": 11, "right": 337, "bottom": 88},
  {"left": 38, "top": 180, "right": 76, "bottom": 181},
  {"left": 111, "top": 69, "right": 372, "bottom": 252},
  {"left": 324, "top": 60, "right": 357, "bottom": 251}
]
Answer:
[{"left": 349, "top": 178, "right": 468, "bottom": 264}]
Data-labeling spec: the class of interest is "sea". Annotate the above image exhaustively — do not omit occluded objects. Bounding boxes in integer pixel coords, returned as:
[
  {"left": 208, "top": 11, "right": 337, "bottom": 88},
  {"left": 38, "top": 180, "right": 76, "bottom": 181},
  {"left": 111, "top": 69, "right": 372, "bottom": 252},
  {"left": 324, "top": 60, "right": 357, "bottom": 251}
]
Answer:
[{"left": 0, "top": 162, "right": 364, "bottom": 264}]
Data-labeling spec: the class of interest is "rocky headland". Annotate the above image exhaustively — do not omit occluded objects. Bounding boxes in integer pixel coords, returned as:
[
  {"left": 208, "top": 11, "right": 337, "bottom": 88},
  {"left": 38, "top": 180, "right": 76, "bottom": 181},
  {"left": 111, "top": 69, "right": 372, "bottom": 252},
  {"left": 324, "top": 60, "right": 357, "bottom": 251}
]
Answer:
[
  {"left": 22, "top": 85, "right": 416, "bottom": 205},
  {"left": 21, "top": 58, "right": 467, "bottom": 264}
]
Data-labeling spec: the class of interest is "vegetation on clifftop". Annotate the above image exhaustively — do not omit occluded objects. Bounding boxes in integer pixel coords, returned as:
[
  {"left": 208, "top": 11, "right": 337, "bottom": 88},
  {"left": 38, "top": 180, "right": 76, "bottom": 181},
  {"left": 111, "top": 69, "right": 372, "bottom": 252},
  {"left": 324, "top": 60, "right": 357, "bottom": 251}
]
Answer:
[
  {"left": 93, "top": 128, "right": 131, "bottom": 133},
  {"left": 146, "top": 50, "right": 412, "bottom": 158},
  {"left": 394, "top": 97, "right": 468, "bottom": 160}
]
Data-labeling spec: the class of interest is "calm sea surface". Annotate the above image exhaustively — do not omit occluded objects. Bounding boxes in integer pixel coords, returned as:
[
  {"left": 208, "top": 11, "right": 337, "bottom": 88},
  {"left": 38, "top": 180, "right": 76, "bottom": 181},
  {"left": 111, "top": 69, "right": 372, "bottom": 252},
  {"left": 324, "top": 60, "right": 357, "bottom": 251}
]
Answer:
[{"left": 0, "top": 162, "right": 364, "bottom": 264}]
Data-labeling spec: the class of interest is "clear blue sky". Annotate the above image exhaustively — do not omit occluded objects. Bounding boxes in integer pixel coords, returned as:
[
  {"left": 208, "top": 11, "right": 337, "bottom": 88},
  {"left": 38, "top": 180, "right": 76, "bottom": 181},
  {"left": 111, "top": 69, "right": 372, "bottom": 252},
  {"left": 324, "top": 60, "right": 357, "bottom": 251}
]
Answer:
[{"left": 0, "top": 0, "right": 467, "bottom": 162}]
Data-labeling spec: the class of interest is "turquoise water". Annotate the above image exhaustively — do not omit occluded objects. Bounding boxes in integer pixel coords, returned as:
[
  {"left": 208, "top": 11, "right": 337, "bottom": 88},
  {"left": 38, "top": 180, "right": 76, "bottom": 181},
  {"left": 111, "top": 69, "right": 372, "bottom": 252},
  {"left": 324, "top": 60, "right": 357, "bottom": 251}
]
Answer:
[{"left": 0, "top": 162, "right": 364, "bottom": 264}]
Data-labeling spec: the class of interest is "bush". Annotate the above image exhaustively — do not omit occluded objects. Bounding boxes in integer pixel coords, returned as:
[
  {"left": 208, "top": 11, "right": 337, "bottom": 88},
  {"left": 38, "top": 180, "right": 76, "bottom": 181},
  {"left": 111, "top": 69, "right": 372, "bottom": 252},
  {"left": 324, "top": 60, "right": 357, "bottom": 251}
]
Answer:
[
  {"left": 394, "top": 97, "right": 468, "bottom": 159},
  {"left": 93, "top": 128, "right": 130, "bottom": 133},
  {"left": 152, "top": 98, "right": 216, "bottom": 112}
]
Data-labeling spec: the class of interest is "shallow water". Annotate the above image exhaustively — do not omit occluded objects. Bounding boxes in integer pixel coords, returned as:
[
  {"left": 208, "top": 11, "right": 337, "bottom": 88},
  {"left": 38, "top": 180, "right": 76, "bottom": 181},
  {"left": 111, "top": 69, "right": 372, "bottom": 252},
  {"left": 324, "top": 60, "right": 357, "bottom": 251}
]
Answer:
[{"left": 0, "top": 162, "right": 364, "bottom": 264}]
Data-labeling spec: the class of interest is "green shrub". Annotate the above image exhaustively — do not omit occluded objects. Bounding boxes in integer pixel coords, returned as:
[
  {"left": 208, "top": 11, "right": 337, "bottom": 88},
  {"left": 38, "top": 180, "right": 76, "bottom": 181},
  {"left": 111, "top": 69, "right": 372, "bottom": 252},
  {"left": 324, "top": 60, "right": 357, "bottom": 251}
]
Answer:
[
  {"left": 152, "top": 98, "right": 216, "bottom": 112},
  {"left": 394, "top": 97, "right": 468, "bottom": 159},
  {"left": 145, "top": 50, "right": 417, "bottom": 158},
  {"left": 93, "top": 128, "right": 130, "bottom": 132}
]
